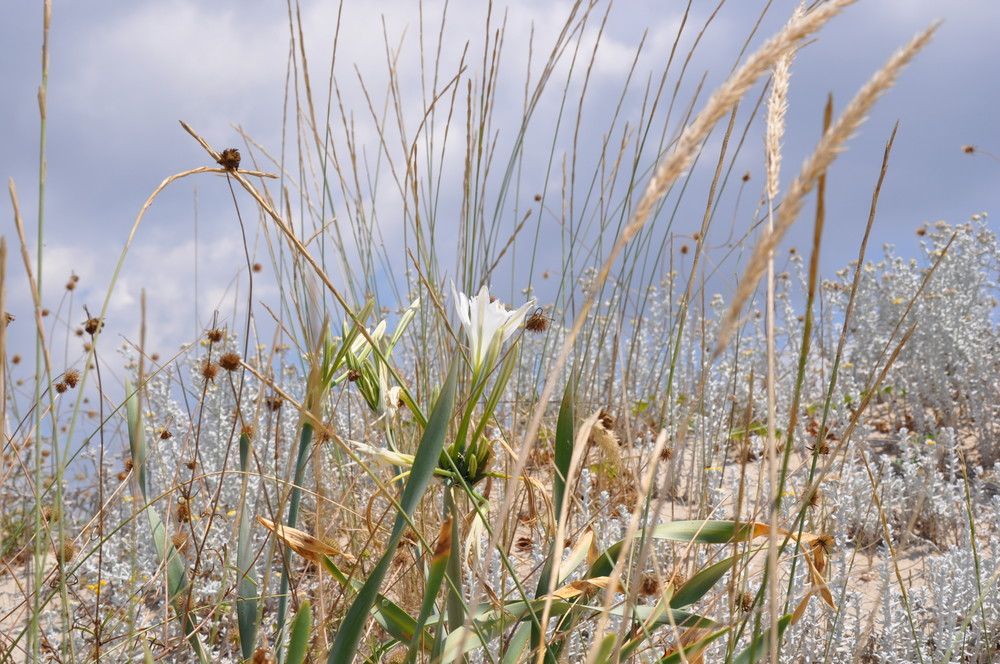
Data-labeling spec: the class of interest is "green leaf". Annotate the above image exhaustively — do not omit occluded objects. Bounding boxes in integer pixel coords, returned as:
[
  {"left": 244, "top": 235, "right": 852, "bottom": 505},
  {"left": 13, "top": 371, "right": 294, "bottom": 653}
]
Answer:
[
  {"left": 733, "top": 615, "right": 792, "bottom": 664},
  {"left": 328, "top": 356, "right": 459, "bottom": 663},
  {"left": 126, "top": 380, "right": 208, "bottom": 663},
  {"left": 236, "top": 432, "right": 259, "bottom": 661},
  {"left": 670, "top": 555, "right": 738, "bottom": 608},
  {"left": 405, "top": 517, "right": 451, "bottom": 663},
  {"left": 286, "top": 601, "right": 311, "bottom": 664},
  {"left": 587, "top": 521, "right": 763, "bottom": 578}
]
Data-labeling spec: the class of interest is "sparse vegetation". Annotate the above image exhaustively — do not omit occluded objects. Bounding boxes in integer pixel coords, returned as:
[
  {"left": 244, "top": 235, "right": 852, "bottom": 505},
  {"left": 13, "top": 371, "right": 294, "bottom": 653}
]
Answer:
[{"left": 3, "top": 2, "right": 998, "bottom": 663}]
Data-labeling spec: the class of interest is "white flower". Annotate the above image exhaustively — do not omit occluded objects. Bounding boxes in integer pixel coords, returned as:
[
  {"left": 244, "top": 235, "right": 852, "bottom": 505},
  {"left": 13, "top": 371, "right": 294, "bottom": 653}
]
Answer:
[{"left": 451, "top": 282, "right": 535, "bottom": 375}]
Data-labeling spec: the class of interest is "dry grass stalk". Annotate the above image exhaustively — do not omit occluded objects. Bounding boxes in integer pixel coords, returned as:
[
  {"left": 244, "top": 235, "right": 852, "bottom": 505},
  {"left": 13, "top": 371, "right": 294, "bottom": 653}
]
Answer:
[
  {"left": 499, "top": 5, "right": 861, "bottom": 622},
  {"left": 715, "top": 22, "right": 939, "bottom": 358}
]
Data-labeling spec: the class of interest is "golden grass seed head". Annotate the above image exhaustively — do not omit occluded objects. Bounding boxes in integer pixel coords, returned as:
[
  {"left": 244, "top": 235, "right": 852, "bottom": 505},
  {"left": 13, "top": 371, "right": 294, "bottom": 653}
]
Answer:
[
  {"left": 217, "top": 148, "right": 241, "bottom": 170},
  {"left": 218, "top": 352, "right": 241, "bottom": 371}
]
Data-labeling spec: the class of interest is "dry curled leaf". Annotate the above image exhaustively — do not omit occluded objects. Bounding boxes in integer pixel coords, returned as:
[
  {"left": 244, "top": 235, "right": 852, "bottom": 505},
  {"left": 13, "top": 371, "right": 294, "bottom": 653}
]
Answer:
[{"left": 256, "top": 516, "right": 355, "bottom": 563}]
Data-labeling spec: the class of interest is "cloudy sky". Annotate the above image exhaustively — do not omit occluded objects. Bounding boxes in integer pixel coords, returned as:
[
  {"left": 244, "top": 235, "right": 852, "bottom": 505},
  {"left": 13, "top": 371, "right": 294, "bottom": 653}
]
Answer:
[{"left": 2, "top": 0, "right": 998, "bottom": 364}]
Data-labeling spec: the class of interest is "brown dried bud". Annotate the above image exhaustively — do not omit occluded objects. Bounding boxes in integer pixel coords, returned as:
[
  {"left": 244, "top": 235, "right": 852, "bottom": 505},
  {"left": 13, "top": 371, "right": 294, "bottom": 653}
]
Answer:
[
  {"left": 159, "top": 429, "right": 172, "bottom": 440},
  {"left": 64, "top": 370, "right": 80, "bottom": 388},
  {"left": 217, "top": 148, "right": 241, "bottom": 170},
  {"left": 206, "top": 329, "right": 225, "bottom": 343},
  {"left": 171, "top": 531, "right": 188, "bottom": 552},
  {"left": 218, "top": 352, "right": 241, "bottom": 371},
  {"left": 201, "top": 361, "right": 220, "bottom": 382},
  {"left": 55, "top": 382, "right": 68, "bottom": 394},
  {"left": 176, "top": 503, "right": 191, "bottom": 523},
  {"left": 524, "top": 308, "right": 549, "bottom": 333},
  {"left": 84, "top": 317, "right": 103, "bottom": 335},
  {"left": 265, "top": 396, "right": 283, "bottom": 411}
]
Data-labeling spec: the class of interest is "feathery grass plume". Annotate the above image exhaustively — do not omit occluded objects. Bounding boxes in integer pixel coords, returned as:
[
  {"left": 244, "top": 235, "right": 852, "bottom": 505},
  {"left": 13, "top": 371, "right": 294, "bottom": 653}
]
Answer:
[
  {"left": 762, "top": 9, "right": 800, "bottom": 656},
  {"left": 715, "top": 23, "right": 939, "bottom": 358}
]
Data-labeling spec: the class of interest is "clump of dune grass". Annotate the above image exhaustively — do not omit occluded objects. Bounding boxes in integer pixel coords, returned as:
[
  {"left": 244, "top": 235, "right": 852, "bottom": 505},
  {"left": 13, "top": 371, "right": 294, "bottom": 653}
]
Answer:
[{"left": 8, "top": 2, "right": 1000, "bottom": 664}]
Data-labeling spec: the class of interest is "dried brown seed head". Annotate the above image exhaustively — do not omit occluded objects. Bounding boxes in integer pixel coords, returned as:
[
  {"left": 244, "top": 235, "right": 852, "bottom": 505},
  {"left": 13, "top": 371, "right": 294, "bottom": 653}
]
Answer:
[
  {"left": 84, "top": 317, "right": 102, "bottom": 335},
  {"left": 265, "top": 396, "right": 283, "bottom": 411},
  {"left": 57, "top": 540, "right": 77, "bottom": 564},
  {"left": 206, "top": 328, "right": 225, "bottom": 342},
  {"left": 962, "top": 144, "right": 976, "bottom": 154},
  {"left": 217, "top": 148, "right": 241, "bottom": 170},
  {"left": 64, "top": 370, "right": 80, "bottom": 388},
  {"left": 638, "top": 573, "right": 660, "bottom": 597},
  {"left": 176, "top": 503, "right": 191, "bottom": 523},
  {"left": 55, "top": 382, "right": 68, "bottom": 394},
  {"left": 159, "top": 429, "right": 172, "bottom": 440},
  {"left": 252, "top": 262, "right": 262, "bottom": 272},
  {"left": 524, "top": 308, "right": 549, "bottom": 333},
  {"left": 171, "top": 531, "right": 188, "bottom": 552},
  {"left": 218, "top": 352, "right": 241, "bottom": 371},
  {"left": 201, "top": 361, "right": 220, "bottom": 382}
]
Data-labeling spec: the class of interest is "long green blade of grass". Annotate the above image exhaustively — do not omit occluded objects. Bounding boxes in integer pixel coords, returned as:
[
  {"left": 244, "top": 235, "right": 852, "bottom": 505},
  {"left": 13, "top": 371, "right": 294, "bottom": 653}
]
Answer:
[{"left": 327, "top": 355, "right": 459, "bottom": 662}]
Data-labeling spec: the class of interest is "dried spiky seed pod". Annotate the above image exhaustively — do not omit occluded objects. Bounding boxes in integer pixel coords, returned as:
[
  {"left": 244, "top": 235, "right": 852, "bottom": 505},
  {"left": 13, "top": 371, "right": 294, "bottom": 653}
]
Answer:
[
  {"left": 58, "top": 540, "right": 77, "bottom": 563},
  {"left": 218, "top": 352, "right": 241, "bottom": 371},
  {"left": 159, "top": 429, "right": 172, "bottom": 440},
  {"left": 63, "top": 370, "right": 80, "bottom": 388},
  {"left": 217, "top": 148, "right": 241, "bottom": 171},
  {"left": 638, "top": 573, "right": 660, "bottom": 597},
  {"left": 176, "top": 503, "right": 191, "bottom": 523},
  {"left": 265, "top": 396, "right": 283, "bottom": 412},
  {"left": 171, "top": 531, "right": 188, "bottom": 552},
  {"left": 524, "top": 308, "right": 549, "bottom": 333},
  {"left": 55, "top": 382, "right": 68, "bottom": 394},
  {"left": 200, "top": 361, "right": 220, "bottom": 382},
  {"left": 252, "top": 649, "right": 276, "bottom": 664},
  {"left": 84, "top": 317, "right": 103, "bottom": 335},
  {"left": 206, "top": 328, "right": 225, "bottom": 342}
]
